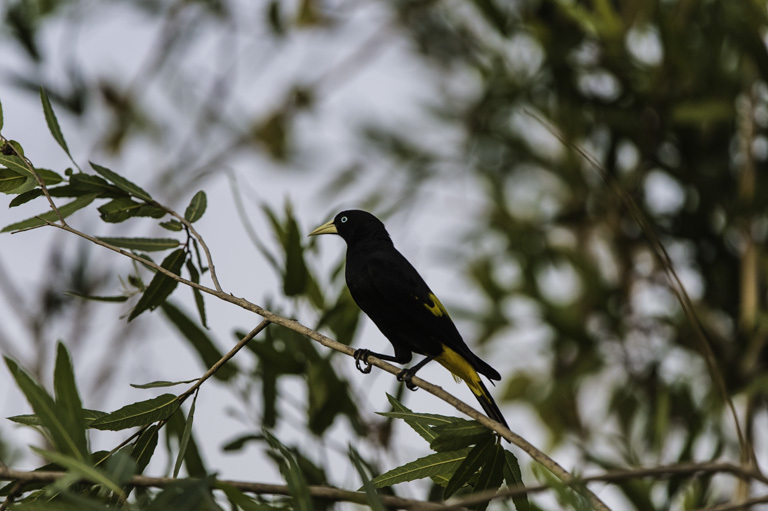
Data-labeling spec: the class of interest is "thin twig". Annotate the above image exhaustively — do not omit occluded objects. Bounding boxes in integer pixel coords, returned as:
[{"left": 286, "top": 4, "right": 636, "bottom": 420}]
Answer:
[
  {"left": 166, "top": 207, "right": 223, "bottom": 292},
  {"left": 450, "top": 461, "right": 768, "bottom": 507},
  {"left": 177, "top": 320, "right": 269, "bottom": 401},
  {"left": 696, "top": 494, "right": 768, "bottom": 511},
  {"left": 0, "top": 466, "right": 461, "bottom": 511}
]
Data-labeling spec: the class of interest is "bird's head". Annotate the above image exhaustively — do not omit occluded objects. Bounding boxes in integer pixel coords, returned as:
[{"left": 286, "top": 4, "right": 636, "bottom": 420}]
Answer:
[{"left": 308, "top": 210, "right": 390, "bottom": 244}]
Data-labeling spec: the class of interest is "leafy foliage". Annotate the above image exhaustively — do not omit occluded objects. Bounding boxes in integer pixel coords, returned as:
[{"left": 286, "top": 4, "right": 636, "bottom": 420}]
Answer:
[{"left": 3, "top": 0, "right": 768, "bottom": 509}]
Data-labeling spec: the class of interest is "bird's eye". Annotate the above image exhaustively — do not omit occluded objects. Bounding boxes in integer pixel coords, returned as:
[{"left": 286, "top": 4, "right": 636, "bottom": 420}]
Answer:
[{"left": 340, "top": 216, "right": 348, "bottom": 223}]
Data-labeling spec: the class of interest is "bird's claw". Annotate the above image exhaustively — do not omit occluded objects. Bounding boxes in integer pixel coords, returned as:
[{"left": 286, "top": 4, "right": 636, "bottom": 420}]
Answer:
[
  {"left": 353, "top": 349, "right": 373, "bottom": 374},
  {"left": 397, "top": 370, "right": 419, "bottom": 391}
]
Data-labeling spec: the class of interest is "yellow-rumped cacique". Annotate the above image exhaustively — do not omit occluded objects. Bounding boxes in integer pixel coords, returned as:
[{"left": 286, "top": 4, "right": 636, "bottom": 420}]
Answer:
[{"left": 309, "top": 210, "right": 508, "bottom": 428}]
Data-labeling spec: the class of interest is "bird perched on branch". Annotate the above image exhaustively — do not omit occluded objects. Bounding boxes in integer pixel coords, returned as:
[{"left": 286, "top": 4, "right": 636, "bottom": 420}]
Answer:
[{"left": 309, "top": 210, "right": 508, "bottom": 428}]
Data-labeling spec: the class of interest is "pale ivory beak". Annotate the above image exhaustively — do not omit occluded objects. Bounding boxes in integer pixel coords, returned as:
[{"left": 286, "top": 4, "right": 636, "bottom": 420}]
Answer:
[{"left": 308, "top": 219, "right": 338, "bottom": 236}]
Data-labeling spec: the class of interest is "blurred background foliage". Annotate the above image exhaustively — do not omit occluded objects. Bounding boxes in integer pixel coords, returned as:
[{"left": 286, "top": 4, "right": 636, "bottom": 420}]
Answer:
[{"left": 2, "top": 0, "right": 768, "bottom": 509}]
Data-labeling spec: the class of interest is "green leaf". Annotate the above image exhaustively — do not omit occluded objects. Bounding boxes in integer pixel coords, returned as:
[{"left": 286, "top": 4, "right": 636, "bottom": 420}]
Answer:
[
  {"left": 444, "top": 437, "right": 495, "bottom": 499},
  {"left": 90, "top": 394, "right": 179, "bottom": 431},
  {"left": 472, "top": 443, "right": 506, "bottom": 511},
  {"left": 0, "top": 167, "right": 27, "bottom": 193},
  {"left": 184, "top": 190, "right": 207, "bottom": 223},
  {"left": 9, "top": 188, "right": 43, "bottom": 207},
  {"left": 0, "top": 154, "right": 34, "bottom": 177},
  {"left": 97, "top": 197, "right": 165, "bottom": 223},
  {"left": 1, "top": 193, "right": 97, "bottom": 232},
  {"left": 217, "top": 483, "right": 276, "bottom": 510},
  {"left": 53, "top": 342, "right": 89, "bottom": 460},
  {"left": 264, "top": 429, "right": 313, "bottom": 511},
  {"left": 66, "top": 173, "right": 127, "bottom": 198},
  {"left": 130, "top": 379, "right": 198, "bottom": 389},
  {"left": 503, "top": 450, "right": 530, "bottom": 511},
  {"left": 64, "top": 291, "right": 129, "bottom": 303},
  {"left": 383, "top": 394, "right": 447, "bottom": 444},
  {"left": 132, "top": 424, "right": 159, "bottom": 474},
  {"left": 8, "top": 409, "right": 106, "bottom": 427},
  {"left": 4, "top": 357, "right": 87, "bottom": 461},
  {"left": 186, "top": 260, "right": 207, "bottom": 328},
  {"left": 127, "top": 248, "right": 186, "bottom": 321},
  {"left": 173, "top": 392, "right": 197, "bottom": 478},
  {"left": 0, "top": 96, "right": 3, "bottom": 131},
  {"left": 222, "top": 433, "right": 262, "bottom": 452},
  {"left": 90, "top": 161, "right": 153, "bottom": 202},
  {"left": 33, "top": 447, "right": 126, "bottom": 500},
  {"left": 350, "top": 446, "right": 385, "bottom": 511},
  {"left": 160, "top": 219, "right": 184, "bottom": 231},
  {"left": 161, "top": 301, "right": 235, "bottom": 380},
  {"left": 40, "top": 87, "right": 71, "bottom": 157},
  {"left": 369, "top": 447, "right": 472, "bottom": 488},
  {"left": 97, "top": 236, "right": 180, "bottom": 252},
  {"left": 430, "top": 419, "right": 494, "bottom": 452},
  {"left": 105, "top": 451, "right": 137, "bottom": 488},
  {"left": 166, "top": 408, "right": 206, "bottom": 477},
  {"left": 35, "top": 168, "right": 64, "bottom": 185}
]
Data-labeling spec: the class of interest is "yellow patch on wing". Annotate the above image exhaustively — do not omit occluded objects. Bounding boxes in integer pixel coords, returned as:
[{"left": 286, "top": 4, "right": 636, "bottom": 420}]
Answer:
[
  {"left": 423, "top": 293, "right": 448, "bottom": 317},
  {"left": 435, "top": 345, "right": 485, "bottom": 395}
]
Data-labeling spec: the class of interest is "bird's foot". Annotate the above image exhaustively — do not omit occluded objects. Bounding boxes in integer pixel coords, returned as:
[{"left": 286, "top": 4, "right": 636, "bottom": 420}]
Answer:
[
  {"left": 396, "top": 369, "right": 419, "bottom": 391},
  {"left": 353, "top": 349, "right": 373, "bottom": 374}
]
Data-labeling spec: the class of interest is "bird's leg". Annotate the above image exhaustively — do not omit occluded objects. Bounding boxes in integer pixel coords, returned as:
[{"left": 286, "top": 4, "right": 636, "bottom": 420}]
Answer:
[
  {"left": 353, "top": 349, "right": 407, "bottom": 374},
  {"left": 397, "top": 354, "right": 436, "bottom": 391}
]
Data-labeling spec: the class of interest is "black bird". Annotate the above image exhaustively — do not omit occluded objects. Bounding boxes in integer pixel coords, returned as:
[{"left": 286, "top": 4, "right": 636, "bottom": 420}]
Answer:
[{"left": 309, "top": 210, "right": 508, "bottom": 428}]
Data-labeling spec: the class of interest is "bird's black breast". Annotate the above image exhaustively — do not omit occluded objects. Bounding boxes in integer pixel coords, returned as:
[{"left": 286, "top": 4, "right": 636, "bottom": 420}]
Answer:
[{"left": 345, "top": 243, "right": 445, "bottom": 357}]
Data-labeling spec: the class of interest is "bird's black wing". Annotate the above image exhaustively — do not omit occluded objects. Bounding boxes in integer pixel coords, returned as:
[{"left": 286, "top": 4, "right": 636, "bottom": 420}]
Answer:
[{"left": 364, "top": 250, "right": 500, "bottom": 381}]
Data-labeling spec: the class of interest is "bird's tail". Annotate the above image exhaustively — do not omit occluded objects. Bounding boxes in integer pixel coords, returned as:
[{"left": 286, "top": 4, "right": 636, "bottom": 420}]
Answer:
[
  {"left": 435, "top": 345, "right": 508, "bottom": 429},
  {"left": 468, "top": 378, "right": 508, "bottom": 429}
]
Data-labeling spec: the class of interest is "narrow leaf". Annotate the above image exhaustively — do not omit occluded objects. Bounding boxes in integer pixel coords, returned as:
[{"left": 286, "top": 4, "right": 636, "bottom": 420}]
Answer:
[
  {"left": 350, "top": 446, "right": 385, "bottom": 511},
  {"left": 186, "top": 260, "right": 207, "bottom": 328},
  {"left": 127, "top": 248, "right": 186, "bottom": 321},
  {"left": 64, "top": 292, "right": 129, "bottom": 303},
  {"left": 4, "top": 357, "right": 86, "bottom": 460},
  {"left": 161, "top": 302, "right": 234, "bottom": 380},
  {"left": 0, "top": 96, "right": 3, "bottom": 131},
  {"left": 132, "top": 425, "right": 159, "bottom": 474},
  {"left": 0, "top": 154, "right": 34, "bottom": 177},
  {"left": 0, "top": 168, "right": 27, "bottom": 193},
  {"left": 369, "top": 448, "right": 472, "bottom": 488},
  {"left": 1, "top": 193, "right": 97, "bottom": 232},
  {"left": 40, "top": 87, "right": 71, "bottom": 156},
  {"left": 8, "top": 409, "right": 106, "bottom": 427},
  {"left": 184, "top": 190, "right": 207, "bottom": 223},
  {"left": 264, "top": 430, "right": 312, "bottom": 511},
  {"left": 53, "top": 342, "right": 89, "bottom": 460},
  {"left": 173, "top": 393, "right": 197, "bottom": 477},
  {"left": 90, "top": 161, "right": 152, "bottom": 202},
  {"left": 383, "top": 394, "right": 443, "bottom": 444},
  {"left": 105, "top": 451, "right": 137, "bottom": 488},
  {"left": 9, "top": 188, "right": 43, "bottom": 207},
  {"left": 32, "top": 447, "right": 126, "bottom": 500},
  {"left": 160, "top": 219, "right": 183, "bottom": 231},
  {"left": 503, "top": 450, "right": 531, "bottom": 511},
  {"left": 444, "top": 437, "right": 495, "bottom": 499},
  {"left": 472, "top": 443, "right": 506, "bottom": 511},
  {"left": 97, "top": 237, "right": 180, "bottom": 252},
  {"left": 130, "top": 379, "right": 198, "bottom": 389},
  {"left": 431, "top": 419, "right": 494, "bottom": 451},
  {"left": 90, "top": 393, "right": 179, "bottom": 431}
]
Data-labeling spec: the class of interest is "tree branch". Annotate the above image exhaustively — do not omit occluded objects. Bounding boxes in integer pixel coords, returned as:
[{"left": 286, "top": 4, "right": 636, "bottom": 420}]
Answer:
[
  {"left": 450, "top": 461, "right": 768, "bottom": 507},
  {"left": 34, "top": 215, "right": 612, "bottom": 510},
  {"left": 0, "top": 466, "right": 464, "bottom": 511}
]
